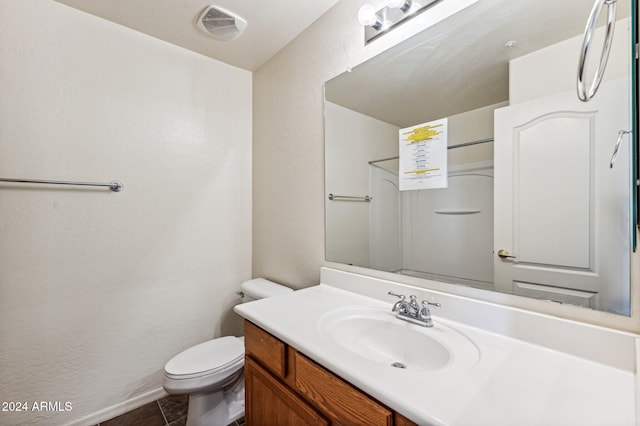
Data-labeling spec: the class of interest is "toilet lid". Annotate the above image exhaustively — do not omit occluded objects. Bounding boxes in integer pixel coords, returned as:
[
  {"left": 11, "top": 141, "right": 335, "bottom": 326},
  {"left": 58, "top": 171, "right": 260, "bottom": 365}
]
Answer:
[
  {"left": 241, "top": 278, "right": 293, "bottom": 300},
  {"left": 165, "top": 336, "right": 244, "bottom": 377}
]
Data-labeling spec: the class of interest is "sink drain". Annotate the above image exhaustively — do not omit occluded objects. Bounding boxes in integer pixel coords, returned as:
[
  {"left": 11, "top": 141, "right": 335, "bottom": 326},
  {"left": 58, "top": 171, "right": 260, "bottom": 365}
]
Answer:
[{"left": 391, "top": 362, "right": 406, "bottom": 369}]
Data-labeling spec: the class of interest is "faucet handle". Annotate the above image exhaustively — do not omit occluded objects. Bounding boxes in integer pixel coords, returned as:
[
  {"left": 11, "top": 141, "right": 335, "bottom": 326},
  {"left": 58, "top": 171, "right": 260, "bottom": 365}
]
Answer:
[
  {"left": 388, "top": 292, "right": 406, "bottom": 313},
  {"left": 387, "top": 291, "right": 406, "bottom": 300},
  {"left": 421, "top": 300, "right": 441, "bottom": 308},
  {"left": 419, "top": 300, "right": 441, "bottom": 317}
]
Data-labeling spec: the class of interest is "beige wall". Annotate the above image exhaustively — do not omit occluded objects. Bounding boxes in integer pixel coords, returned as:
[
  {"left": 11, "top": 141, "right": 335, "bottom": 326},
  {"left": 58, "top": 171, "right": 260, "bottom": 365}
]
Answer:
[
  {"left": 447, "top": 101, "right": 507, "bottom": 165},
  {"left": 252, "top": 0, "right": 640, "bottom": 333},
  {"left": 0, "top": 1, "right": 252, "bottom": 425}
]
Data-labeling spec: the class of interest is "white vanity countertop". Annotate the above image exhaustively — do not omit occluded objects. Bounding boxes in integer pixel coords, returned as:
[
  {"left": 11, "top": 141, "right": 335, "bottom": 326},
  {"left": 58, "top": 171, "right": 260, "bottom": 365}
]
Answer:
[{"left": 234, "top": 284, "right": 636, "bottom": 425}]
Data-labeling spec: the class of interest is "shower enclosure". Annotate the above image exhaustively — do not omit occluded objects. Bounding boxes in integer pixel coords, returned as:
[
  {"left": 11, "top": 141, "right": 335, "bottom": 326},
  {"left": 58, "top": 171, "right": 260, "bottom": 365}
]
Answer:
[{"left": 368, "top": 143, "right": 494, "bottom": 289}]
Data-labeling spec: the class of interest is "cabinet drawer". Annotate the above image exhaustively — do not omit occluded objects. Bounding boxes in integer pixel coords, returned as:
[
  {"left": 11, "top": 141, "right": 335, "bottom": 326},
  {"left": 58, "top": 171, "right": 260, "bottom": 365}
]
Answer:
[
  {"left": 292, "top": 350, "right": 393, "bottom": 426},
  {"left": 244, "top": 320, "right": 287, "bottom": 379}
]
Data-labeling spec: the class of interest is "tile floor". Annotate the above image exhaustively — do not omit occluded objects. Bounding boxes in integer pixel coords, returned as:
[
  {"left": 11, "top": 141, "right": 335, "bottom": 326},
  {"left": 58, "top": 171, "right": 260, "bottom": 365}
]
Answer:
[{"left": 96, "top": 394, "right": 245, "bottom": 426}]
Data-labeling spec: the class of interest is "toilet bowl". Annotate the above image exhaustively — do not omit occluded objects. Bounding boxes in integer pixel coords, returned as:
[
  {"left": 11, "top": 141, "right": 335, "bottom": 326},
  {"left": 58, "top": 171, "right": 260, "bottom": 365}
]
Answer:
[{"left": 162, "top": 278, "right": 292, "bottom": 426}]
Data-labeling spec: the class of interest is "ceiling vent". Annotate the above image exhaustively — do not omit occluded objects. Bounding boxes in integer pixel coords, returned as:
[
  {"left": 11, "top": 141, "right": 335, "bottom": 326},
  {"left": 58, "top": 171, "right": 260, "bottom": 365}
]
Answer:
[{"left": 197, "top": 5, "right": 247, "bottom": 41}]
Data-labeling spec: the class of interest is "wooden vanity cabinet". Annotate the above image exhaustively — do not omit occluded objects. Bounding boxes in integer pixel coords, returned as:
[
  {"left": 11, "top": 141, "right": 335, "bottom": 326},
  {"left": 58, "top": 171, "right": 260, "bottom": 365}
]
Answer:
[{"left": 244, "top": 320, "right": 418, "bottom": 426}]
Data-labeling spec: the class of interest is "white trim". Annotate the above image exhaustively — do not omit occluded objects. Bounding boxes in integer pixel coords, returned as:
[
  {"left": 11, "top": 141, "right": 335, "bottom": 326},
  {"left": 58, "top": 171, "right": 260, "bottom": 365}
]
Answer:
[{"left": 60, "top": 387, "right": 168, "bottom": 426}]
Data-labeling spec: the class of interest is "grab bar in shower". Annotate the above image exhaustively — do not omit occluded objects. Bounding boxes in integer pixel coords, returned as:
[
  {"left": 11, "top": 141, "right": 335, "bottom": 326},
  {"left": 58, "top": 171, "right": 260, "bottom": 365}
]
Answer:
[
  {"left": 0, "top": 177, "right": 124, "bottom": 192},
  {"left": 577, "top": 0, "right": 618, "bottom": 102},
  {"left": 328, "top": 193, "right": 372, "bottom": 202}
]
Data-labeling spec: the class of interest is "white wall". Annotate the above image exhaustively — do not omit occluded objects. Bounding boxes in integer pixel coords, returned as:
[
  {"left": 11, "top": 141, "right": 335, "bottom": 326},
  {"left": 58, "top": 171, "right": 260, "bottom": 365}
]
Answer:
[
  {"left": 325, "top": 102, "right": 398, "bottom": 267},
  {"left": 252, "top": 0, "right": 640, "bottom": 332},
  {"left": 510, "top": 18, "right": 631, "bottom": 104},
  {"left": 0, "top": 1, "right": 252, "bottom": 425}
]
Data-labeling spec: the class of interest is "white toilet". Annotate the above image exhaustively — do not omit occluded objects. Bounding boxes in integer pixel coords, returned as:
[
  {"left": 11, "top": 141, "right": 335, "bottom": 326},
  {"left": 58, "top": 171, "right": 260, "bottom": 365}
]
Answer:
[{"left": 163, "top": 278, "right": 292, "bottom": 426}]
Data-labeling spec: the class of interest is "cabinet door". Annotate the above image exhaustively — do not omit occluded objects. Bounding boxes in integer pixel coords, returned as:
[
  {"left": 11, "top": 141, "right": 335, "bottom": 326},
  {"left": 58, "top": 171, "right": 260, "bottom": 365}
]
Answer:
[{"left": 245, "top": 356, "right": 328, "bottom": 426}]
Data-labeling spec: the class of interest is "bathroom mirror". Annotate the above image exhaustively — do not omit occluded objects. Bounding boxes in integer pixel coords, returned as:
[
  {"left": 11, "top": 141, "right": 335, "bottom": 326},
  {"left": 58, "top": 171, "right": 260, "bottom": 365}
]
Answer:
[{"left": 324, "top": 0, "right": 636, "bottom": 316}]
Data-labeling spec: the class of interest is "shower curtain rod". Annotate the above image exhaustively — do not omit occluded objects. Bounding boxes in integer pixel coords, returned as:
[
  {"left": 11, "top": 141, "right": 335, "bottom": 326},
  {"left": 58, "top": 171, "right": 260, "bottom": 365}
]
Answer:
[
  {"left": 0, "top": 177, "right": 124, "bottom": 192},
  {"left": 368, "top": 137, "right": 494, "bottom": 165}
]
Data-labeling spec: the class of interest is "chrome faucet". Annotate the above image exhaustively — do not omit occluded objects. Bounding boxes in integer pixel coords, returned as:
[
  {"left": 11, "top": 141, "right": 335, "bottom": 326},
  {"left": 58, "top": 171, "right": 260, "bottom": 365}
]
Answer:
[{"left": 388, "top": 291, "right": 441, "bottom": 327}]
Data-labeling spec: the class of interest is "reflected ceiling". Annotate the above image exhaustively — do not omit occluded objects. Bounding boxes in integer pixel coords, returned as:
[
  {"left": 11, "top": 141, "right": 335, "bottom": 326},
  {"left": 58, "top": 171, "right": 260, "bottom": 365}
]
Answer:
[{"left": 325, "top": 0, "right": 631, "bottom": 128}]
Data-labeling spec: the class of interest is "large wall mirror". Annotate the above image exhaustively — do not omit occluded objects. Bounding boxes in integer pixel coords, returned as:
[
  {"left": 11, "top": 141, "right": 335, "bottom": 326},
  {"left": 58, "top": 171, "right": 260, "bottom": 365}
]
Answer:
[{"left": 324, "top": 0, "right": 637, "bottom": 316}]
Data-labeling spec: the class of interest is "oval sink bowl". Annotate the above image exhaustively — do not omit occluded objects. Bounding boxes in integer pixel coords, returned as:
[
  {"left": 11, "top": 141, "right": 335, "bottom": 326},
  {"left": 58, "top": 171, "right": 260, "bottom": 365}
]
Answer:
[{"left": 318, "top": 306, "right": 479, "bottom": 372}]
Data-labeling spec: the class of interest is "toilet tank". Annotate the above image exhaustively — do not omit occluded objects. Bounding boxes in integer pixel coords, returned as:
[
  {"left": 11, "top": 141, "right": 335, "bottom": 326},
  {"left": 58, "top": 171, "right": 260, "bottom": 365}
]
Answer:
[{"left": 240, "top": 278, "right": 292, "bottom": 302}]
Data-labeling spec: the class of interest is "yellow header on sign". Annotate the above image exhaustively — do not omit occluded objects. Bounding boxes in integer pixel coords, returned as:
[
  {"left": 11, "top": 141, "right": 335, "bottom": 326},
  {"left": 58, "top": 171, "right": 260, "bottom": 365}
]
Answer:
[{"left": 402, "top": 123, "right": 443, "bottom": 143}]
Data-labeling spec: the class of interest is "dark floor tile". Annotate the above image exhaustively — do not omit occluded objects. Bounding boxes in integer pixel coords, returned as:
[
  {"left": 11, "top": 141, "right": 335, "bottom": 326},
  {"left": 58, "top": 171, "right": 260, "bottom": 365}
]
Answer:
[
  {"left": 101, "top": 401, "right": 166, "bottom": 426},
  {"left": 235, "top": 418, "right": 245, "bottom": 426},
  {"left": 158, "top": 394, "right": 189, "bottom": 423},
  {"left": 168, "top": 416, "right": 187, "bottom": 426}
]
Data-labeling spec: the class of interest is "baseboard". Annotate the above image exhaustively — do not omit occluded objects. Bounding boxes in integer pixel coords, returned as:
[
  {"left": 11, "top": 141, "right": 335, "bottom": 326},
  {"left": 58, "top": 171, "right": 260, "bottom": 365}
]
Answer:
[{"left": 60, "top": 387, "right": 168, "bottom": 426}]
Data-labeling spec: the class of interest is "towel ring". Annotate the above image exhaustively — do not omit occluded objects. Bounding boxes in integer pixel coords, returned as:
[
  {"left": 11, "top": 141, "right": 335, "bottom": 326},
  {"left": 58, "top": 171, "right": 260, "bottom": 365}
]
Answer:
[{"left": 577, "top": 0, "right": 617, "bottom": 102}]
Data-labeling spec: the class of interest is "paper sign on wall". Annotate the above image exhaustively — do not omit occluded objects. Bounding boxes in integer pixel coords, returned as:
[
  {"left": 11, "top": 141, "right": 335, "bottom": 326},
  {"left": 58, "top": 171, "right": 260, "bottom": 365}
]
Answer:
[{"left": 399, "top": 118, "right": 448, "bottom": 191}]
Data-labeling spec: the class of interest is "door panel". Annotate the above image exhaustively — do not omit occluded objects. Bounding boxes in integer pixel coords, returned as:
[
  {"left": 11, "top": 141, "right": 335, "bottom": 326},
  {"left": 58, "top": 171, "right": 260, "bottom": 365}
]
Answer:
[
  {"left": 494, "top": 78, "right": 631, "bottom": 310},
  {"left": 515, "top": 113, "right": 593, "bottom": 269}
]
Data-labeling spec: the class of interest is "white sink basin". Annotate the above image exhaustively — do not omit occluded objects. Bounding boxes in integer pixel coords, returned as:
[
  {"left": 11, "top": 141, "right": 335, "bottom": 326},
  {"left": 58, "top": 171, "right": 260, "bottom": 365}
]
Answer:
[{"left": 318, "top": 306, "right": 479, "bottom": 372}]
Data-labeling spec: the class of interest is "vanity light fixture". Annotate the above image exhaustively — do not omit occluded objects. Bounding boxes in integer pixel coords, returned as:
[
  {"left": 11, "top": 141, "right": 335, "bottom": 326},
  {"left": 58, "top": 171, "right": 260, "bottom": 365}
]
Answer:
[
  {"left": 357, "top": 4, "right": 384, "bottom": 30},
  {"left": 358, "top": 0, "right": 439, "bottom": 44},
  {"left": 386, "top": 0, "right": 412, "bottom": 13}
]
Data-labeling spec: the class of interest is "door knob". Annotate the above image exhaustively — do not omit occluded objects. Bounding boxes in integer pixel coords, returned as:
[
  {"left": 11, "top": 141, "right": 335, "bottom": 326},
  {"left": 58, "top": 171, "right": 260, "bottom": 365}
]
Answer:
[{"left": 497, "top": 249, "right": 516, "bottom": 259}]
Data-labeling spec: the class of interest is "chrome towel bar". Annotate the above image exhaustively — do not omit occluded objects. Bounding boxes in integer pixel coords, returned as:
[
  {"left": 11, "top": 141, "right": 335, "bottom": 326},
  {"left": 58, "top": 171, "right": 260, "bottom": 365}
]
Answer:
[
  {"left": 328, "top": 193, "right": 372, "bottom": 202},
  {"left": 0, "top": 177, "right": 124, "bottom": 192}
]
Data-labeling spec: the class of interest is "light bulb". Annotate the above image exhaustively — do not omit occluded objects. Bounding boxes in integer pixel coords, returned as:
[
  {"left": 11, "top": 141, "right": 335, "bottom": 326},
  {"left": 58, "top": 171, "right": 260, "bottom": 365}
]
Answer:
[
  {"left": 386, "top": 0, "right": 412, "bottom": 12},
  {"left": 358, "top": 4, "right": 381, "bottom": 28}
]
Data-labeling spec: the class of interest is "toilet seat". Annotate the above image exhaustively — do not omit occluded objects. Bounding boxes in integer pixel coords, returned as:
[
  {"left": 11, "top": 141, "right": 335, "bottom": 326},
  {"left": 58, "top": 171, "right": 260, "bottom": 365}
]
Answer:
[{"left": 165, "top": 336, "right": 244, "bottom": 380}]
